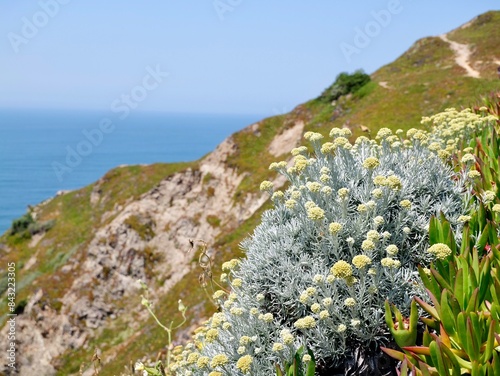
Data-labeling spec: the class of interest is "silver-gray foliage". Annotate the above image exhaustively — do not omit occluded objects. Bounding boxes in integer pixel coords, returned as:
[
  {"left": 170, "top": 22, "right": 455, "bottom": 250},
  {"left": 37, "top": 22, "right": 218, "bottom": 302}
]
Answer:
[{"left": 171, "top": 129, "right": 469, "bottom": 375}]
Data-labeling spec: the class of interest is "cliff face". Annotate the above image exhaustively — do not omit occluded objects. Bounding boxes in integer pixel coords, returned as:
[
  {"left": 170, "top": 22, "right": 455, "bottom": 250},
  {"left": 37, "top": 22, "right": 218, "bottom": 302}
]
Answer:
[{"left": 0, "top": 119, "right": 304, "bottom": 376}]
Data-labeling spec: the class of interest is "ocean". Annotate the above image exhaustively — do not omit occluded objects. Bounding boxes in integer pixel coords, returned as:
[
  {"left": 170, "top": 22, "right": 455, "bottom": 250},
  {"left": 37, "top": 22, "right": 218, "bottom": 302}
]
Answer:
[{"left": 0, "top": 109, "right": 263, "bottom": 234}]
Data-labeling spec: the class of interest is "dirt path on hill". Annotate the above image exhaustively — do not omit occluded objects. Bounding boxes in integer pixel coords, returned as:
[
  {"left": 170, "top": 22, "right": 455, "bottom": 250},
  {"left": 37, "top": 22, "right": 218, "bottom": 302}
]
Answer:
[
  {"left": 378, "top": 81, "right": 391, "bottom": 89},
  {"left": 440, "top": 34, "right": 480, "bottom": 78}
]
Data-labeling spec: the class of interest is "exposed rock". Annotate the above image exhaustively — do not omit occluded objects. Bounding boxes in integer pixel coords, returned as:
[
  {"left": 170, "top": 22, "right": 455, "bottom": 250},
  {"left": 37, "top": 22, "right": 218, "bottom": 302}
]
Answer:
[
  {"left": 268, "top": 121, "right": 305, "bottom": 157},
  {"left": 0, "top": 289, "right": 87, "bottom": 376},
  {"left": 28, "top": 233, "right": 44, "bottom": 248},
  {"left": 378, "top": 81, "right": 391, "bottom": 89}
]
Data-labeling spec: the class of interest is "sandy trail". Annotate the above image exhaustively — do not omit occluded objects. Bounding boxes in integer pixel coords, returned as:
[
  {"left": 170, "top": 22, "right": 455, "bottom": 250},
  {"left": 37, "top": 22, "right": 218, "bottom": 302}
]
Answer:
[{"left": 440, "top": 34, "right": 480, "bottom": 78}]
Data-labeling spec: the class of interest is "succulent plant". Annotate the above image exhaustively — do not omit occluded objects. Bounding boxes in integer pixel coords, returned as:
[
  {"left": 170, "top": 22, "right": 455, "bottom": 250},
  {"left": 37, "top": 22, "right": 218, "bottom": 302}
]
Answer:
[
  {"left": 383, "top": 207, "right": 500, "bottom": 375},
  {"left": 383, "top": 109, "right": 500, "bottom": 376}
]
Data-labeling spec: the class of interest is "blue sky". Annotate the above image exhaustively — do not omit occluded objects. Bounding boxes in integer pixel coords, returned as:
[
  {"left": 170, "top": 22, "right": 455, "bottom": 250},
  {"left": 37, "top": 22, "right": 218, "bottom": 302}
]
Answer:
[{"left": 0, "top": 1, "right": 498, "bottom": 116}]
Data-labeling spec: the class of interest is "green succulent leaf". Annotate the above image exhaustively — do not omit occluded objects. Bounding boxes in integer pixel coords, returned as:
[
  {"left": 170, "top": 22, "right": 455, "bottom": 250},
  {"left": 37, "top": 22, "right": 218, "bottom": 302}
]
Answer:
[
  {"left": 415, "top": 295, "right": 440, "bottom": 320},
  {"left": 481, "top": 318, "right": 496, "bottom": 363},
  {"left": 384, "top": 300, "right": 418, "bottom": 348},
  {"left": 438, "top": 339, "right": 463, "bottom": 375},
  {"left": 440, "top": 291, "right": 456, "bottom": 336},
  {"left": 275, "top": 364, "right": 284, "bottom": 376},
  {"left": 466, "top": 315, "right": 480, "bottom": 361},
  {"left": 305, "top": 347, "right": 316, "bottom": 376},
  {"left": 429, "top": 216, "right": 441, "bottom": 245},
  {"left": 477, "top": 222, "right": 491, "bottom": 251},
  {"left": 466, "top": 288, "right": 480, "bottom": 314},
  {"left": 491, "top": 351, "right": 500, "bottom": 375},
  {"left": 431, "top": 268, "right": 453, "bottom": 292},
  {"left": 429, "top": 341, "right": 447, "bottom": 375},
  {"left": 381, "top": 346, "right": 406, "bottom": 362},
  {"left": 419, "top": 266, "right": 442, "bottom": 302}
]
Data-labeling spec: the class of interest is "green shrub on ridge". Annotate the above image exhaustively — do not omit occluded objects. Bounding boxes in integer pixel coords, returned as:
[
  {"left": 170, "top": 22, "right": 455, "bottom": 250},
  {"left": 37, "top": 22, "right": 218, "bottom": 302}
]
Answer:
[{"left": 318, "top": 70, "right": 371, "bottom": 103}]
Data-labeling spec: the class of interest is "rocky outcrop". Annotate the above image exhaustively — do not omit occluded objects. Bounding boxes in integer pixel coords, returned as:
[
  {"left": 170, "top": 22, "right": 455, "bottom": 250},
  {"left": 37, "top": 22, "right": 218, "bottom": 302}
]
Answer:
[{"left": 5, "top": 289, "right": 87, "bottom": 376}]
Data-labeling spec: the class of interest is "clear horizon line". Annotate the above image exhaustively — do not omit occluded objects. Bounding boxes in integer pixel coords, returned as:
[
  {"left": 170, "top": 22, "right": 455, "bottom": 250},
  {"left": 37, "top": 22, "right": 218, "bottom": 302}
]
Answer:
[{"left": 0, "top": 105, "right": 271, "bottom": 117}]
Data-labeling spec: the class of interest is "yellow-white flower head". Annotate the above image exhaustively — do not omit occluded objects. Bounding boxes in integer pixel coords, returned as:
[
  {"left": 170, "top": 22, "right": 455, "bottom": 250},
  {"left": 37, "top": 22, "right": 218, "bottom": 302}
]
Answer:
[
  {"left": 294, "top": 316, "right": 316, "bottom": 329},
  {"left": 210, "top": 354, "right": 229, "bottom": 368},
  {"left": 400, "top": 200, "right": 412, "bottom": 209},
  {"left": 352, "top": 255, "right": 372, "bottom": 269},
  {"left": 330, "top": 260, "right": 353, "bottom": 279},
  {"left": 259, "top": 180, "right": 274, "bottom": 191},
  {"left": 363, "top": 157, "right": 380, "bottom": 170},
  {"left": 468, "top": 170, "right": 481, "bottom": 179},
  {"left": 376, "top": 127, "right": 393, "bottom": 140},
  {"left": 337, "top": 324, "right": 347, "bottom": 333},
  {"left": 427, "top": 243, "right": 452, "bottom": 260},
  {"left": 329, "top": 222, "right": 343, "bottom": 235},
  {"left": 304, "top": 131, "right": 324, "bottom": 142},
  {"left": 381, "top": 257, "right": 401, "bottom": 268},
  {"left": 311, "top": 303, "right": 321, "bottom": 313},
  {"left": 361, "top": 239, "right": 375, "bottom": 251},
  {"left": 322, "top": 297, "right": 333, "bottom": 307},
  {"left": 344, "top": 297, "right": 356, "bottom": 307},
  {"left": 386, "top": 244, "right": 399, "bottom": 256},
  {"left": 319, "top": 310, "right": 330, "bottom": 319},
  {"left": 482, "top": 190, "right": 496, "bottom": 204},
  {"left": 306, "top": 182, "right": 322, "bottom": 192},
  {"left": 307, "top": 206, "right": 325, "bottom": 221},
  {"left": 461, "top": 153, "right": 475, "bottom": 164},
  {"left": 338, "top": 187, "right": 349, "bottom": 199}
]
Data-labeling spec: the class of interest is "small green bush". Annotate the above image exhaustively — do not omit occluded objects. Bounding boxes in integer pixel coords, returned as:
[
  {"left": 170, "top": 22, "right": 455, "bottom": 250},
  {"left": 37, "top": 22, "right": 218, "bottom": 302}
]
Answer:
[
  {"left": 319, "top": 70, "right": 371, "bottom": 103},
  {"left": 9, "top": 213, "right": 54, "bottom": 238},
  {"left": 10, "top": 213, "right": 35, "bottom": 235}
]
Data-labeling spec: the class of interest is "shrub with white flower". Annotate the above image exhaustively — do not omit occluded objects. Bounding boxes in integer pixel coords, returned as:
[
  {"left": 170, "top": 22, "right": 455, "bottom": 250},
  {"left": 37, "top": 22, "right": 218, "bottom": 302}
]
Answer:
[{"left": 163, "top": 108, "right": 496, "bottom": 375}]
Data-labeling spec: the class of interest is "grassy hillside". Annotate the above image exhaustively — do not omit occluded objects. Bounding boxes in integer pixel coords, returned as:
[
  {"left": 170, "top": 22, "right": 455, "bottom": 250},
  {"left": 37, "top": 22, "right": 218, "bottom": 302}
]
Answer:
[{"left": 1, "top": 10, "right": 499, "bottom": 375}]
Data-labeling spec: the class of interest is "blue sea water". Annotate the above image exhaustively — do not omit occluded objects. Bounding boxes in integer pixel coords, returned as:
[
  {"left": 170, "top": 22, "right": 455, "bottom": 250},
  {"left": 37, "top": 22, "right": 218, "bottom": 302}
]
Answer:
[{"left": 0, "top": 109, "right": 263, "bottom": 234}]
